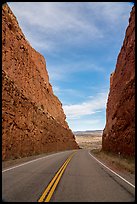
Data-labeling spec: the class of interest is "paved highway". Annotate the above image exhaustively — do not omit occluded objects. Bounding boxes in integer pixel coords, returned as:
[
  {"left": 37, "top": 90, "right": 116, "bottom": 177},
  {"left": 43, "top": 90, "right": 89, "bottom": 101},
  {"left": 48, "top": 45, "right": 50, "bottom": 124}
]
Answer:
[{"left": 2, "top": 149, "right": 135, "bottom": 202}]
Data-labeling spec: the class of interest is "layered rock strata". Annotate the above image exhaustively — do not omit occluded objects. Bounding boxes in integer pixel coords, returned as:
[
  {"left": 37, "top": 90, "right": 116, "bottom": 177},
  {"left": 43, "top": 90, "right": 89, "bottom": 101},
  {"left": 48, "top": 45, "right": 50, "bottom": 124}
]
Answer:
[
  {"left": 102, "top": 6, "right": 135, "bottom": 156},
  {"left": 2, "top": 3, "right": 78, "bottom": 161}
]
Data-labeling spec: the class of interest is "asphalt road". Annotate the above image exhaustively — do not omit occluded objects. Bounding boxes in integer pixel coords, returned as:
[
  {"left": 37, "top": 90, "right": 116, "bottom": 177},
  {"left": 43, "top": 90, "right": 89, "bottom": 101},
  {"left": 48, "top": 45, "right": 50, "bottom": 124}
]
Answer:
[{"left": 2, "top": 149, "right": 135, "bottom": 202}]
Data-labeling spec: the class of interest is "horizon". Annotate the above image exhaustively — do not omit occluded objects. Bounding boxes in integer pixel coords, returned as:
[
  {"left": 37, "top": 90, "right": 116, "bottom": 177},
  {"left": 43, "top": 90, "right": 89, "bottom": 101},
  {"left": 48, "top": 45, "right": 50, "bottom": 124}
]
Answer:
[
  {"left": 73, "top": 129, "right": 103, "bottom": 132},
  {"left": 8, "top": 2, "right": 133, "bottom": 131}
]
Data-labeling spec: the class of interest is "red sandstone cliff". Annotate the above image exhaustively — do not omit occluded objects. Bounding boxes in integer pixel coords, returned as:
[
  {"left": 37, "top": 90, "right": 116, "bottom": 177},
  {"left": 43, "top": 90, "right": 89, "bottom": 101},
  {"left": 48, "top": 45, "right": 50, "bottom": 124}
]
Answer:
[
  {"left": 2, "top": 3, "right": 78, "bottom": 161},
  {"left": 102, "top": 6, "right": 135, "bottom": 156}
]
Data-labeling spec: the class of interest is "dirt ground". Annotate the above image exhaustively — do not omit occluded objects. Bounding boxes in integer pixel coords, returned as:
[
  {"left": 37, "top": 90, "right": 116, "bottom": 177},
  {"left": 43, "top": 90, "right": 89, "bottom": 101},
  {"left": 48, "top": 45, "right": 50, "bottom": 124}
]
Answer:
[
  {"left": 75, "top": 134, "right": 135, "bottom": 174},
  {"left": 75, "top": 135, "right": 102, "bottom": 150},
  {"left": 3, "top": 134, "right": 134, "bottom": 175}
]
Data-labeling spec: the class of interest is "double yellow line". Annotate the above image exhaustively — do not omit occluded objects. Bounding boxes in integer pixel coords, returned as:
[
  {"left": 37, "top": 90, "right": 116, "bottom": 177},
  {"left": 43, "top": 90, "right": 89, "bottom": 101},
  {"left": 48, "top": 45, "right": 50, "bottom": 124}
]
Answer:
[{"left": 38, "top": 151, "right": 76, "bottom": 202}]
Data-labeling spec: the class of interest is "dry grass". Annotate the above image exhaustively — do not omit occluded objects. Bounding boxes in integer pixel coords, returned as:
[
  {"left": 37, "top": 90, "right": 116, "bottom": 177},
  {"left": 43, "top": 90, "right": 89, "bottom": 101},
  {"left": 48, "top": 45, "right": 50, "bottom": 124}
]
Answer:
[
  {"left": 91, "top": 148, "right": 135, "bottom": 174},
  {"left": 75, "top": 135, "right": 102, "bottom": 150},
  {"left": 3, "top": 134, "right": 135, "bottom": 174},
  {"left": 75, "top": 134, "right": 135, "bottom": 174}
]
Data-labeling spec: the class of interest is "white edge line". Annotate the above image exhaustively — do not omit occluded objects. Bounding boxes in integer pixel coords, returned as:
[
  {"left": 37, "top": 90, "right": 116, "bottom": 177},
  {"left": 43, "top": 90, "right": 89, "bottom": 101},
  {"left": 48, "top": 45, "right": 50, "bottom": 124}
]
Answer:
[
  {"left": 88, "top": 151, "right": 135, "bottom": 188},
  {"left": 2, "top": 151, "right": 66, "bottom": 173}
]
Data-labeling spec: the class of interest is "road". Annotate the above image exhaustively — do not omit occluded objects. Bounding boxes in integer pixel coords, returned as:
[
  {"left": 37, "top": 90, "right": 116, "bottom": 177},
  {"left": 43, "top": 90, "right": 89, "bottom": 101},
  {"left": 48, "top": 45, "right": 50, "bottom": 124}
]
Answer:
[{"left": 2, "top": 149, "right": 135, "bottom": 202}]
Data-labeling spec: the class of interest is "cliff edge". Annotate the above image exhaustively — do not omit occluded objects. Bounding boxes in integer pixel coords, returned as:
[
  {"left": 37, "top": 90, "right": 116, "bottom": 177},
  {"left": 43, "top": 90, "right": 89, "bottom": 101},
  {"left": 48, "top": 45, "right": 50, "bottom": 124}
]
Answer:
[
  {"left": 102, "top": 6, "right": 135, "bottom": 156},
  {"left": 2, "top": 3, "right": 79, "bottom": 161}
]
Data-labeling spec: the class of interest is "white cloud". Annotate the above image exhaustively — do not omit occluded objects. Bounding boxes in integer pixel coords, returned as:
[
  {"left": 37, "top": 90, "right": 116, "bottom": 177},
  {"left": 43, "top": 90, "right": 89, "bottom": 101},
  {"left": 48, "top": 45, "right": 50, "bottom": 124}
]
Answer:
[
  {"left": 53, "top": 86, "right": 81, "bottom": 97},
  {"left": 86, "top": 2, "right": 131, "bottom": 25},
  {"left": 8, "top": 2, "right": 102, "bottom": 53},
  {"left": 8, "top": 2, "right": 132, "bottom": 53},
  {"left": 67, "top": 117, "right": 105, "bottom": 131},
  {"left": 62, "top": 90, "right": 108, "bottom": 131},
  {"left": 47, "top": 61, "right": 105, "bottom": 82},
  {"left": 63, "top": 92, "right": 108, "bottom": 119},
  {"left": 6, "top": 2, "right": 132, "bottom": 132},
  {"left": 10, "top": 2, "right": 101, "bottom": 35},
  {"left": 52, "top": 86, "right": 60, "bottom": 94}
]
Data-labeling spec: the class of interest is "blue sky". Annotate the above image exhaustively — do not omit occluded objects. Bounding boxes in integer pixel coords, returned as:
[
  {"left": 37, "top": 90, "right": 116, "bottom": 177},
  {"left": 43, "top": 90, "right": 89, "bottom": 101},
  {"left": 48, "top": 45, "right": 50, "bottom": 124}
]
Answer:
[{"left": 8, "top": 2, "right": 133, "bottom": 131}]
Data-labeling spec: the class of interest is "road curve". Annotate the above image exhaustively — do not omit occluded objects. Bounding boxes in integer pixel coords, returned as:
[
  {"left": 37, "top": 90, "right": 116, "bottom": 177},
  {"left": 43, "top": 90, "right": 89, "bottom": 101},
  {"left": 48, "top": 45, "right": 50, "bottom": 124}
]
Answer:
[{"left": 2, "top": 149, "right": 135, "bottom": 202}]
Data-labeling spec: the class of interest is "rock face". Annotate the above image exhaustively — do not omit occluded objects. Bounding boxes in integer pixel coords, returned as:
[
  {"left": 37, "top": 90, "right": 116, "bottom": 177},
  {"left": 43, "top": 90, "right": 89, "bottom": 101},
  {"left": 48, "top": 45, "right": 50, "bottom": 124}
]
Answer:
[
  {"left": 2, "top": 3, "right": 78, "bottom": 161},
  {"left": 102, "top": 6, "right": 135, "bottom": 157}
]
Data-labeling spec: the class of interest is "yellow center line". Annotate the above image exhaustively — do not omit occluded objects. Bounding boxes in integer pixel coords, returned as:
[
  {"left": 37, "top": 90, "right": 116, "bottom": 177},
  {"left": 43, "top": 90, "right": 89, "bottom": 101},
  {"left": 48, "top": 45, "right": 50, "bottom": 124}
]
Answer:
[
  {"left": 45, "top": 156, "right": 72, "bottom": 202},
  {"left": 38, "top": 151, "right": 76, "bottom": 202},
  {"left": 38, "top": 158, "right": 68, "bottom": 202}
]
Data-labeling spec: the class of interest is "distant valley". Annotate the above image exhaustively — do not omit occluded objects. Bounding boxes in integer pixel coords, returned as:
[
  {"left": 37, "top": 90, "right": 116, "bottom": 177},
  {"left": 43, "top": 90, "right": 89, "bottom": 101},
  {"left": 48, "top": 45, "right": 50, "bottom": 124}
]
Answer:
[
  {"left": 74, "top": 130, "right": 102, "bottom": 150},
  {"left": 74, "top": 130, "right": 103, "bottom": 136}
]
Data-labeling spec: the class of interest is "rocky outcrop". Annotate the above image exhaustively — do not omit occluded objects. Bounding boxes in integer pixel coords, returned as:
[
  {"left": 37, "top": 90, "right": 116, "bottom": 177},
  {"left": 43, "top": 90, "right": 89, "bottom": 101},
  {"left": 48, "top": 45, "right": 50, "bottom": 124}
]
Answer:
[
  {"left": 2, "top": 3, "right": 78, "bottom": 161},
  {"left": 102, "top": 6, "right": 135, "bottom": 156}
]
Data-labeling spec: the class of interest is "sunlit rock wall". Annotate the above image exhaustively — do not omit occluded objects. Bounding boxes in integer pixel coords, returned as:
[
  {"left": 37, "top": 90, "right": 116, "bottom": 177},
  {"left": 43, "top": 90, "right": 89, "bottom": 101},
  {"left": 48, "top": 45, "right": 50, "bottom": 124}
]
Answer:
[
  {"left": 102, "top": 6, "right": 135, "bottom": 156},
  {"left": 2, "top": 3, "right": 79, "bottom": 160}
]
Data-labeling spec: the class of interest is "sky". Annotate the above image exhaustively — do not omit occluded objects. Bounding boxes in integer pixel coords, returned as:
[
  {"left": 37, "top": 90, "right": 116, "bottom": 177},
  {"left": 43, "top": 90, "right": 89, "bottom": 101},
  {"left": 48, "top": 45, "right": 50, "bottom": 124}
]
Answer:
[{"left": 8, "top": 2, "right": 133, "bottom": 131}]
